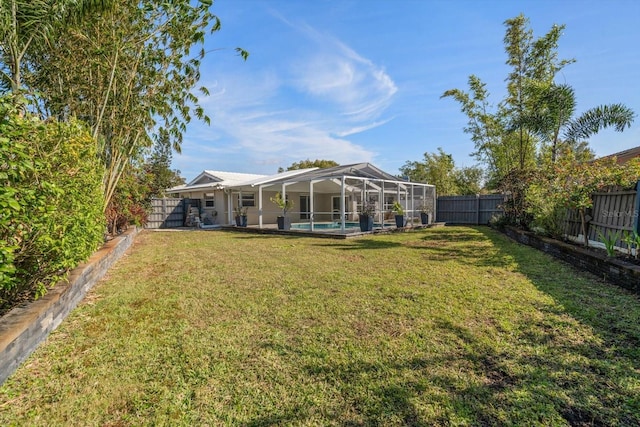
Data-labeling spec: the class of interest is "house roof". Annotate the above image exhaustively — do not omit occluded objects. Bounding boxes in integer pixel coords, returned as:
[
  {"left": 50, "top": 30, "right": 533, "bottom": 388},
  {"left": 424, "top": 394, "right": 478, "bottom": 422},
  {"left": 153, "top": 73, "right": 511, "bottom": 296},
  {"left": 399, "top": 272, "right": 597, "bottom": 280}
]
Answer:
[
  {"left": 225, "top": 162, "right": 424, "bottom": 194},
  {"left": 167, "top": 170, "right": 267, "bottom": 193},
  {"left": 285, "top": 163, "right": 403, "bottom": 182},
  {"left": 237, "top": 168, "right": 319, "bottom": 187},
  {"left": 188, "top": 170, "right": 266, "bottom": 186},
  {"left": 168, "top": 162, "right": 432, "bottom": 194},
  {"left": 599, "top": 146, "right": 640, "bottom": 164}
]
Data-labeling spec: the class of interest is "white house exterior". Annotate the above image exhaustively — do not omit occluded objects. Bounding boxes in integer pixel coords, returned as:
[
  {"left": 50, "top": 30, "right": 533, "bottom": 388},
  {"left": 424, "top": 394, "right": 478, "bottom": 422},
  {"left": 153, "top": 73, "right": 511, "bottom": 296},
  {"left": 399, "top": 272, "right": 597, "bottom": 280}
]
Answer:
[{"left": 167, "top": 163, "right": 436, "bottom": 232}]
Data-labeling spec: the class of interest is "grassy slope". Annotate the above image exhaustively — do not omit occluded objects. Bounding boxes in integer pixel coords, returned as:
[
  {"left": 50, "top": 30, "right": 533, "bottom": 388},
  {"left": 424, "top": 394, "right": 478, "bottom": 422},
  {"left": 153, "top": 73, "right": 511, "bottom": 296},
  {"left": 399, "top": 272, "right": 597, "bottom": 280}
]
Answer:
[{"left": 1, "top": 227, "right": 639, "bottom": 426}]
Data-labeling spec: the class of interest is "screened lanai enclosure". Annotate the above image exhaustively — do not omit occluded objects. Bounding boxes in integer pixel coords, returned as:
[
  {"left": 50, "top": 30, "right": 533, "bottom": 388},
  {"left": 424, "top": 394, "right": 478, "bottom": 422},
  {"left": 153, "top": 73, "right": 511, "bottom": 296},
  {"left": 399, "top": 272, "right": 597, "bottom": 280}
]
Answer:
[{"left": 226, "top": 163, "right": 436, "bottom": 233}]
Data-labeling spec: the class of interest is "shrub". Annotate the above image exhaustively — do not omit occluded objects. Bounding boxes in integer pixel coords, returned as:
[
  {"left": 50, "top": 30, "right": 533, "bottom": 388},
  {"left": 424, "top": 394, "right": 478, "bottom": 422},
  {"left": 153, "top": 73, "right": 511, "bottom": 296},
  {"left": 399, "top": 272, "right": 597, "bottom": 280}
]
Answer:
[
  {"left": 496, "top": 169, "right": 540, "bottom": 229},
  {"left": 525, "top": 153, "right": 640, "bottom": 245},
  {"left": 106, "top": 167, "right": 152, "bottom": 235},
  {"left": 0, "top": 99, "right": 105, "bottom": 312}
]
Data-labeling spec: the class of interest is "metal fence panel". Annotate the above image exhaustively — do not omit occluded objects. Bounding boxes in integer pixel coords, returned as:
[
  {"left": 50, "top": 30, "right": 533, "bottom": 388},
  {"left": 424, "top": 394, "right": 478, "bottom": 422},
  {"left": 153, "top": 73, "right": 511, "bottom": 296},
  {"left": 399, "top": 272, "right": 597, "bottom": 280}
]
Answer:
[{"left": 436, "top": 194, "right": 504, "bottom": 225}]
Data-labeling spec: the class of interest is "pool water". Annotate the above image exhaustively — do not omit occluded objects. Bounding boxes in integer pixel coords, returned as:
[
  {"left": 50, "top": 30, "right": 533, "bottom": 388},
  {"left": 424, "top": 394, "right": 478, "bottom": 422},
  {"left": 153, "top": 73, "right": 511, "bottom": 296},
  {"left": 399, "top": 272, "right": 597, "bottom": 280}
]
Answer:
[{"left": 290, "top": 222, "right": 382, "bottom": 230}]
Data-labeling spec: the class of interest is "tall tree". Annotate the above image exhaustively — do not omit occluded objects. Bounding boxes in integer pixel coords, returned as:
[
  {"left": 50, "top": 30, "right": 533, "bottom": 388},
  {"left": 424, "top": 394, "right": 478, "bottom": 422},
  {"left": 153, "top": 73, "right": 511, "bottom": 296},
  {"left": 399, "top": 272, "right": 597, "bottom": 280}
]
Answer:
[
  {"left": 145, "top": 139, "right": 186, "bottom": 198},
  {"left": 28, "top": 0, "right": 247, "bottom": 209},
  {"left": 400, "top": 148, "right": 484, "bottom": 196},
  {"left": 442, "top": 14, "right": 573, "bottom": 183},
  {"left": 0, "top": 0, "right": 112, "bottom": 94},
  {"left": 502, "top": 15, "right": 573, "bottom": 170},
  {"left": 278, "top": 159, "right": 339, "bottom": 172}
]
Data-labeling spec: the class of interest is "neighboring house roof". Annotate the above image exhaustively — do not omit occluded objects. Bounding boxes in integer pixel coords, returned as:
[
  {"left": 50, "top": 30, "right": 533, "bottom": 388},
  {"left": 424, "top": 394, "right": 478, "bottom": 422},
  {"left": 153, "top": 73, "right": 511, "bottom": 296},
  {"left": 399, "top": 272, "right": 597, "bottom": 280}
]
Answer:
[{"left": 599, "top": 146, "right": 640, "bottom": 164}]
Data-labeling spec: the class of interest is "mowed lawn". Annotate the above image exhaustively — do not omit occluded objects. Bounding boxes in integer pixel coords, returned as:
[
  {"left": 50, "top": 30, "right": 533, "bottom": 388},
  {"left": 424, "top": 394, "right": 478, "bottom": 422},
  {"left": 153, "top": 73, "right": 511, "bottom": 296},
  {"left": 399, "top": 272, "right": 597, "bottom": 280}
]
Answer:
[{"left": 1, "top": 227, "right": 640, "bottom": 426}]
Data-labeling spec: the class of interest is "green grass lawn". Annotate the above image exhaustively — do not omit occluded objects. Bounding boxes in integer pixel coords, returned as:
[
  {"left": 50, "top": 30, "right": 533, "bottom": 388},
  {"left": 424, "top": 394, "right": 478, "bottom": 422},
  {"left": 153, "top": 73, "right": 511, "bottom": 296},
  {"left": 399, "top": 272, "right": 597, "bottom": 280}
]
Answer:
[{"left": 1, "top": 226, "right": 640, "bottom": 426}]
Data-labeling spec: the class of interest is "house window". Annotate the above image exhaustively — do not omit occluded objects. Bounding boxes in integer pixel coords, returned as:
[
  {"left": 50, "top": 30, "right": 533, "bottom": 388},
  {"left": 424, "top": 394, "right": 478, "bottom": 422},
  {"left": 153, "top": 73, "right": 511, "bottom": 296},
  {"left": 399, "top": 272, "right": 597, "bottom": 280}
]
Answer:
[
  {"left": 204, "top": 197, "right": 215, "bottom": 208},
  {"left": 241, "top": 193, "right": 255, "bottom": 207},
  {"left": 300, "top": 195, "right": 310, "bottom": 219}
]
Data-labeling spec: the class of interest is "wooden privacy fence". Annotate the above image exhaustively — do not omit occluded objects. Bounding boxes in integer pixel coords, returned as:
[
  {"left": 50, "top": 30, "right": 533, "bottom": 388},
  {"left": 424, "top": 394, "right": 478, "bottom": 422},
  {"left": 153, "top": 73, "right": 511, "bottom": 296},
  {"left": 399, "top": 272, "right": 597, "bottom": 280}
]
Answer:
[
  {"left": 564, "top": 185, "right": 640, "bottom": 247},
  {"left": 436, "top": 194, "right": 504, "bottom": 225},
  {"left": 146, "top": 198, "right": 185, "bottom": 229}
]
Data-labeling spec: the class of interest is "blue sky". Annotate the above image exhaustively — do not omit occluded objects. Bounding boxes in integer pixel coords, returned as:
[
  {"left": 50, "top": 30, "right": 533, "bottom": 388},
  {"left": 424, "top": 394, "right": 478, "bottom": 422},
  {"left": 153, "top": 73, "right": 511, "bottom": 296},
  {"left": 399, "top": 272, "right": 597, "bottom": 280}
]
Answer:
[{"left": 172, "top": 0, "right": 640, "bottom": 180}]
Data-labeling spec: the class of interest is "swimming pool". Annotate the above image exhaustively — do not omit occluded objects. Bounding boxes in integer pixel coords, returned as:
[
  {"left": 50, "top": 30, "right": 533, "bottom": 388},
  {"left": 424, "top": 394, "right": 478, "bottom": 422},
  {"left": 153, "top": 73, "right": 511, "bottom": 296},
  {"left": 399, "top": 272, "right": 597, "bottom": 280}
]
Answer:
[{"left": 290, "top": 222, "right": 382, "bottom": 230}]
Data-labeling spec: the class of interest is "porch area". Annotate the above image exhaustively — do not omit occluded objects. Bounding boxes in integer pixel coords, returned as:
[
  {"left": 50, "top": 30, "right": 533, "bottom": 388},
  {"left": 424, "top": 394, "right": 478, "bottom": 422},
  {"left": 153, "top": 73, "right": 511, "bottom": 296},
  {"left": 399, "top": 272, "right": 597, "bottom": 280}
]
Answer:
[{"left": 226, "top": 164, "right": 436, "bottom": 234}]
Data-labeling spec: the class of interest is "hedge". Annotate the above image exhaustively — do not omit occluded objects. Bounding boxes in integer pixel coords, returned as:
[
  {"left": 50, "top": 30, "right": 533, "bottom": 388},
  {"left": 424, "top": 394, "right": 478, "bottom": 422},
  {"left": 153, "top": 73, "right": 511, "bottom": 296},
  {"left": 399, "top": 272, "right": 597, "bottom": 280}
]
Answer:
[{"left": 0, "top": 99, "right": 105, "bottom": 313}]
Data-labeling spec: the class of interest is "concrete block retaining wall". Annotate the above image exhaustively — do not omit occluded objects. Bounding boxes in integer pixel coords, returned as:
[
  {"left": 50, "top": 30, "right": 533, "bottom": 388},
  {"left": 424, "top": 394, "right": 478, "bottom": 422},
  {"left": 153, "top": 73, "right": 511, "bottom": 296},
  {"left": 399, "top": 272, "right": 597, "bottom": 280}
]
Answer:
[
  {"left": 0, "top": 227, "right": 139, "bottom": 385},
  {"left": 502, "top": 226, "right": 640, "bottom": 293}
]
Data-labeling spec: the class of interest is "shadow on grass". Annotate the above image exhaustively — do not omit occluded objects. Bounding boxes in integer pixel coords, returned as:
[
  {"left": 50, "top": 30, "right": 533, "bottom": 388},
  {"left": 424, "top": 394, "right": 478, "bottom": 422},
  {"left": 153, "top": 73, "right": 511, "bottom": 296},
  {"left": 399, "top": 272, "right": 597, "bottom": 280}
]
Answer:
[
  {"left": 276, "top": 226, "right": 640, "bottom": 425},
  {"left": 227, "top": 233, "right": 305, "bottom": 241},
  {"left": 426, "top": 227, "right": 640, "bottom": 424},
  {"left": 313, "top": 239, "right": 403, "bottom": 250}
]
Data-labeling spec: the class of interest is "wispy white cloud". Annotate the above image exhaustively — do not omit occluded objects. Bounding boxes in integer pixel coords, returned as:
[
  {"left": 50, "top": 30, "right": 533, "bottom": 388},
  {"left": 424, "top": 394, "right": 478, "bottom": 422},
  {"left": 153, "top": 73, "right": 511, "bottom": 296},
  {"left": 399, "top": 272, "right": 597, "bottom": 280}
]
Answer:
[
  {"left": 335, "top": 118, "right": 395, "bottom": 138},
  {"left": 175, "top": 12, "right": 395, "bottom": 176},
  {"left": 287, "top": 21, "right": 398, "bottom": 122}
]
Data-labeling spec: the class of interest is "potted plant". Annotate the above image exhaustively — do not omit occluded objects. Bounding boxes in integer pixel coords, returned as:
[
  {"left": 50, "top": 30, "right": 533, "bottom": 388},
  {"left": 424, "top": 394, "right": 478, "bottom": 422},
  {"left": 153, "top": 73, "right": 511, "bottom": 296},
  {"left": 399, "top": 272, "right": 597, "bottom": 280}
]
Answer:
[
  {"left": 234, "top": 205, "right": 248, "bottom": 227},
  {"left": 418, "top": 204, "right": 430, "bottom": 225},
  {"left": 358, "top": 201, "right": 376, "bottom": 232},
  {"left": 270, "top": 192, "right": 293, "bottom": 230},
  {"left": 392, "top": 201, "right": 405, "bottom": 228}
]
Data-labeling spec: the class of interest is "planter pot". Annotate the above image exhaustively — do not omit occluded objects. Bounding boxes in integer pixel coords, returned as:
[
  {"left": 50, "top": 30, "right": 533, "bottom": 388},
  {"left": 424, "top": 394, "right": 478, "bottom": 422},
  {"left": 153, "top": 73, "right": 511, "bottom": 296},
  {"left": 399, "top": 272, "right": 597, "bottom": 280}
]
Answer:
[
  {"left": 359, "top": 214, "right": 374, "bottom": 232},
  {"left": 395, "top": 214, "right": 404, "bottom": 228},
  {"left": 277, "top": 216, "right": 291, "bottom": 230},
  {"left": 235, "top": 215, "right": 248, "bottom": 227},
  {"left": 420, "top": 212, "right": 429, "bottom": 225}
]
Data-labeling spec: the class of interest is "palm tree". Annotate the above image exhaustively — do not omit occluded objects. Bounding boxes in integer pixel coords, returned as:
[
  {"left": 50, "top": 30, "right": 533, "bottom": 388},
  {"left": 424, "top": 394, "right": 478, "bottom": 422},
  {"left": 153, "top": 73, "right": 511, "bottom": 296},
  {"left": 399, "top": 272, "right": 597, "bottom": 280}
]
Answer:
[{"left": 525, "top": 83, "right": 635, "bottom": 162}]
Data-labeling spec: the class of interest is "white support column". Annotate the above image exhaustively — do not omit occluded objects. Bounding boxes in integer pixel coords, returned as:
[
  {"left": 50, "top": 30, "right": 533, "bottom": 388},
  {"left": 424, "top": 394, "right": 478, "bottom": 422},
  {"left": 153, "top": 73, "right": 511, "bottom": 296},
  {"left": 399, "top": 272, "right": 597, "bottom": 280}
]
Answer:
[
  {"left": 281, "top": 184, "right": 286, "bottom": 221},
  {"left": 341, "top": 176, "right": 346, "bottom": 232},
  {"left": 381, "top": 180, "right": 385, "bottom": 228},
  {"left": 361, "top": 180, "right": 367, "bottom": 215},
  {"left": 258, "top": 186, "right": 264, "bottom": 229},
  {"left": 227, "top": 192, "right": 233, "bottom": 225},
  {"left": 410, "top": 184, "right": 415, "bottom": 228},
  {"left": 309, "top": 181, "right": 315, "bottom": 231}
]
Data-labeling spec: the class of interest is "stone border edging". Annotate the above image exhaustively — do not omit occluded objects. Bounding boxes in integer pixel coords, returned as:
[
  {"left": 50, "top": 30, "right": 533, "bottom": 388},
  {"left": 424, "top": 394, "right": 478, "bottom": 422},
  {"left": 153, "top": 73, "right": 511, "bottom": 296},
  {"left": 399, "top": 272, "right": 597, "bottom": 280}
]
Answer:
[
  {"left": 501, "top": 226, "right": 640, "bottom": 293},
  {"left": 0, "top": 227, "right": 139, "bottom": 385}
]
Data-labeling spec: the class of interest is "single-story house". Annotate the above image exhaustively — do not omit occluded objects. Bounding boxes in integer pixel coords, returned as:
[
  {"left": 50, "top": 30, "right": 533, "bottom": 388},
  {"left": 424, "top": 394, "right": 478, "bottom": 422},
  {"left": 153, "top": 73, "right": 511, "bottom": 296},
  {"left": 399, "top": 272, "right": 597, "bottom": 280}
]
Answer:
[{"left": 167, "top": 163, "right": 436, "bottom": 232}]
